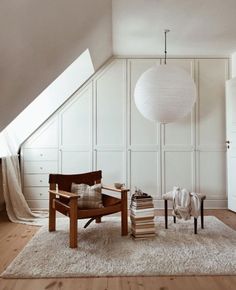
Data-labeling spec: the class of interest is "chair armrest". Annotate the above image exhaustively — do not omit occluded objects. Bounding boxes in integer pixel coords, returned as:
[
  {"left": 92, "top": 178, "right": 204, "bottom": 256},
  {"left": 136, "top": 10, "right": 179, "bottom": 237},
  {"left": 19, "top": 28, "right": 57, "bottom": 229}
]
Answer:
[
  {"left": 102, "top": 185, "right": 129, "bottom": 193},
  {"left": 49, "top": 190, "right": 79, "bottom": 200}
]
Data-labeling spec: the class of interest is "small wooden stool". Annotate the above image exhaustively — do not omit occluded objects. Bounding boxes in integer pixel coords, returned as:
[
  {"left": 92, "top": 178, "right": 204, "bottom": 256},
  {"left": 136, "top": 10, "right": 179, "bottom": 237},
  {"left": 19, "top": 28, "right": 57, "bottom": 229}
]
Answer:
[{"left": 162, "top": 192, "right": 206, "bottom": 234}]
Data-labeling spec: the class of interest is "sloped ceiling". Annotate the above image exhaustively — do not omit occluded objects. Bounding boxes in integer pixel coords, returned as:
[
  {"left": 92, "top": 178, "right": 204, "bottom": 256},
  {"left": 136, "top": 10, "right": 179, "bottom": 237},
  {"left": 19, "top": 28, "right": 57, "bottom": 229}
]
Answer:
[
  {"left": 1, "top": 0, "right": 236, "bottom": 132},
  {"left": 0, "top": 0, "right": 112, "bottom": 131},
  {"left": 112, "top": 0, "right": 236, "bottom": 56}
]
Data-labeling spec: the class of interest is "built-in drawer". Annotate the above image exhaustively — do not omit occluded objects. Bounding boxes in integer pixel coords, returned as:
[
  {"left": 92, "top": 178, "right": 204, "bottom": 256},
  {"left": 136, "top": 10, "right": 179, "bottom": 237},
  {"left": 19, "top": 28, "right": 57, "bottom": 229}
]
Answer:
[
  {"left": 24, "top": 187, "right": 49, "bottom": 200},
  {"left": 24, "top": 174, "right": 49, "bottom": 187},
  {"left": 24, "top": 161, "right": 58, "bottom": 174},
  {"left": 26, "top": 200, "right": 49, "bottom": 210},
  {"left": 23, "top": 148, "right": 58, "bottom": 161}
]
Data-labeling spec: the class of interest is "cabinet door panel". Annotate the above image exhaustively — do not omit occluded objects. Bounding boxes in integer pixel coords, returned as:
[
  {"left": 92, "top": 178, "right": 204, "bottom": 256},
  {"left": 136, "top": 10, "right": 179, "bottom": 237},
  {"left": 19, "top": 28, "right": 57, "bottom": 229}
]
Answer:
[
  {"left": 24, "top": 174, "right": 49, "bottom": 187},
  {"left": 23, "top": 149, "right": 58, "bottom": 161},
  {"left": 199, "top": 152, "right": 226, "bottom": 198},
  {"left": 24, "top": 118, "right": 58, "bottom": 148},
  {"left": 24, "top": 187, "right": 49, "bottom": 200},
  {"left": 96, "top": 151, "right": 124, "bottom": 184},
  {"left": 198, "top": 59, "right": 227, "bottom": 146},
  {"left": 164, "top": 59, "right": 194, "bottom": 146},
  {"left": 61, "top": 86, "right": 92, "bottom": 147},
  {"left": 96, "top": 60, "right": 125, "bottom": 146},
  {"left": 131, "top": 151, "right": 158, "bottom": 198},
  {"left": 61, "top": 151, "right": 91, "bottom": 174},
  {"left": 24, "top": 161, "right": 57, "bottom": 174},
  {"left": 164, "top": 151, "right": 193, "bottom": 193},
  {"left": 130, "top": 60, "right": 159, "bottom": 145}
]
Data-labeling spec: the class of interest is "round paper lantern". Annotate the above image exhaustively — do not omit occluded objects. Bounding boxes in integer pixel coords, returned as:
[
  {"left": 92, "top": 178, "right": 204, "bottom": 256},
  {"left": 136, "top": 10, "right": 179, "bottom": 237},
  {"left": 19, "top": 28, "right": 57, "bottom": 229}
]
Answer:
[{"left": 134, "top": 64, "right": 197, "bottom": 123}]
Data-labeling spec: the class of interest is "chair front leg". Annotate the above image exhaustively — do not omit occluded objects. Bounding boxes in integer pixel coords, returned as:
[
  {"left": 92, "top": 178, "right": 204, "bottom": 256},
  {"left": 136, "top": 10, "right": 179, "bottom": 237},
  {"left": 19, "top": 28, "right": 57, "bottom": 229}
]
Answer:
[
  {"left": 69, "top": 198, "right": 78, "bottom": 248},
  {"left": 49, "top": 191, "right": 56, "bottom": 232},
  {"left": 96, "top": 217, "right": 101, "bottom": 223},
  {"left": 121, "top": 190, "right": 128, "bottom": 236}
]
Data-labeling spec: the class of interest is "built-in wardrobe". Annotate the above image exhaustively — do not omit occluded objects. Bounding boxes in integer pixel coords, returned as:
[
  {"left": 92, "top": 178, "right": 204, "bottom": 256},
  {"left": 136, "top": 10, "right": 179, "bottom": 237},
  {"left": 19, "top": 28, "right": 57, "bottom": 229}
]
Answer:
[{"left": 20, "top": 57, "right": 229, "bottom": 210}]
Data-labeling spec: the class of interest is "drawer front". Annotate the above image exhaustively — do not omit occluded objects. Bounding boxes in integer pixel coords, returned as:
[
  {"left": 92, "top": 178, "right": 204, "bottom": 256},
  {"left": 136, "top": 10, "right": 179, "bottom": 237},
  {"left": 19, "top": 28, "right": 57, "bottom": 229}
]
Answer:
[
  {"left": 26, "top": 200, "right": 49, "bottom": 210},
  {"left": 23, "top": 148, "right": 58, "bottom": 161},
  {"left": 24, "top": 161, "right": 58, "bottom": 174},
  {"left": 24, "top": 187, "right": 49, "bottom": 200},
  {"left": 24, "top": 174, "right": 49, "bottom": 187}
]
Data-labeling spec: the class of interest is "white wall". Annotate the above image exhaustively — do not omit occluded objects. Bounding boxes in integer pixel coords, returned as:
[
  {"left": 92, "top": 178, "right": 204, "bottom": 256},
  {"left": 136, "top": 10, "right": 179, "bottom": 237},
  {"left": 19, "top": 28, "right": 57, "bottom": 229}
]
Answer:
[
  {"left": 21, "top": 58, "right": 229, "bottom": 210},
  {"left": 112, "top": 0, "right": 236, "bottom": 57},
  {"left": 0, "top": 0, "right": 112, "bottom": 132}
]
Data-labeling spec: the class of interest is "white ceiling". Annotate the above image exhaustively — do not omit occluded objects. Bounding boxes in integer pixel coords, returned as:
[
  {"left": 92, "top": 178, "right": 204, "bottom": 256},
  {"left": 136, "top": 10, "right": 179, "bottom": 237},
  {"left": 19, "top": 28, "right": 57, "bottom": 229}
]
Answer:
[{"left": 112, "top": 0, "right": 236, "bottom": 56}]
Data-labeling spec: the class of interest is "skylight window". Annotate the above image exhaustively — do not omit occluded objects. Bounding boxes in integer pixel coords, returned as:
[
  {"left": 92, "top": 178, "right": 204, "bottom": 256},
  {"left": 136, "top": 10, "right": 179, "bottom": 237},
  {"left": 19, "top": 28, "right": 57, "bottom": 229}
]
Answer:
[{"left": 0, "top": 49, "right": 94, "bottom": 157}]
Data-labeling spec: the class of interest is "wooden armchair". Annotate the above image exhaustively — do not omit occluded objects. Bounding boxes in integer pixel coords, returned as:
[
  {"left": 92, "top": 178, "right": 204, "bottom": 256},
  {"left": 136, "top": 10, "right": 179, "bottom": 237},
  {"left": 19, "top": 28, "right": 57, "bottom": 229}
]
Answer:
[{"left": 48, "top": 170, "right": 129, "bottom": 248}]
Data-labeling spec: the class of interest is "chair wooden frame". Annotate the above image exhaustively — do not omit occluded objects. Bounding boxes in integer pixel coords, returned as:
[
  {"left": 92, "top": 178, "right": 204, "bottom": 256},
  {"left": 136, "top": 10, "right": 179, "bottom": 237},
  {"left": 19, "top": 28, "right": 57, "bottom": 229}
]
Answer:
[{"left": 48, "top": 171, "right": 129, "bottom": 248}]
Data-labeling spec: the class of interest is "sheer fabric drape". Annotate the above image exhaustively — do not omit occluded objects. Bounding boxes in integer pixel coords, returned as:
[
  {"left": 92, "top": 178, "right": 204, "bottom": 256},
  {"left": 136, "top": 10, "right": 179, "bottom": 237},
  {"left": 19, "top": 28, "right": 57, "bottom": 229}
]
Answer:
[{"left": 1, "top": 132, "right": 47, "bottom": 225}]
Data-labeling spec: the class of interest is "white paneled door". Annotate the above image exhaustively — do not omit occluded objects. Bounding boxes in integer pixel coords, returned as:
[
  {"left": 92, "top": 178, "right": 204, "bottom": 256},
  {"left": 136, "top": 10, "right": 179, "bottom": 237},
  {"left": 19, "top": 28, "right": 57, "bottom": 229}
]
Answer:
[{"left": 226, "top": 79, "right": 236, "bottom": 212}]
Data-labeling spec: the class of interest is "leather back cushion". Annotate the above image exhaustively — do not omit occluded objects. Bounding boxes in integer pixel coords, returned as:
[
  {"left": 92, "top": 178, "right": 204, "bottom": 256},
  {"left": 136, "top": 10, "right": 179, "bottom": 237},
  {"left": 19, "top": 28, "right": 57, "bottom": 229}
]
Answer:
[{"left": 49, "top": 170, "right": 102, "bottom": 192}]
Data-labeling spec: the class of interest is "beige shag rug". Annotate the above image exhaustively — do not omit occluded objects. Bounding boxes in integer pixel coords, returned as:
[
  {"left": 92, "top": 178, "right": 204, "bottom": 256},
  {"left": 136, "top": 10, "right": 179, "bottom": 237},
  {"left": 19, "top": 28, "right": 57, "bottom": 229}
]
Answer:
[{"left": 2, "top": 216, "right": 236, "bottom": 278}]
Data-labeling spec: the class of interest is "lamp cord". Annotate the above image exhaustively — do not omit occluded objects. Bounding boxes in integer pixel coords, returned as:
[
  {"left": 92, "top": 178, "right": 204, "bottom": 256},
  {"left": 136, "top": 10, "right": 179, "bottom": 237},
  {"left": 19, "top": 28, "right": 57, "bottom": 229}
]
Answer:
[{"left": 164, "top": 29, "right": 170, "bottom": 64}]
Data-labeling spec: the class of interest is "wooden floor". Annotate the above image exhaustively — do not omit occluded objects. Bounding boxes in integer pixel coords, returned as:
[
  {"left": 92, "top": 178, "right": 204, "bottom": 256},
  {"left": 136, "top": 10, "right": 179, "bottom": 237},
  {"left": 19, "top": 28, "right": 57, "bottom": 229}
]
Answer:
[{"left": 0, "top": 209, "right": 236, "bottom": 290}]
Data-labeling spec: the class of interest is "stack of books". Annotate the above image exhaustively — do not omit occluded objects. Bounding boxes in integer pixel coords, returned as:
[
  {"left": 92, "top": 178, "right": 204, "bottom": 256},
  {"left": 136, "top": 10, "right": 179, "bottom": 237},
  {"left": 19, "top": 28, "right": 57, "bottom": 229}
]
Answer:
[{"left": 130, "top": 192, "right": 156, "bottom": 240}]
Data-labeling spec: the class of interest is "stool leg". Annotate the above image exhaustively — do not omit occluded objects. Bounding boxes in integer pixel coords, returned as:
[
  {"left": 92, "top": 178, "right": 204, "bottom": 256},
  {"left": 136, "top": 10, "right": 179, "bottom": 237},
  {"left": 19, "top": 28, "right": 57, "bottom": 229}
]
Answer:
[
  {"left": 201, "top": 200, "right": 204, "bottom": 229},
  {"left": 165, "top": 200, "right": 168, "bottom": 229},
  {"left": 173, "top": 216, "right": 176, "bottom": 223},
  {"left": 194, "top": 218, "right": 197, "bottom": 234}
]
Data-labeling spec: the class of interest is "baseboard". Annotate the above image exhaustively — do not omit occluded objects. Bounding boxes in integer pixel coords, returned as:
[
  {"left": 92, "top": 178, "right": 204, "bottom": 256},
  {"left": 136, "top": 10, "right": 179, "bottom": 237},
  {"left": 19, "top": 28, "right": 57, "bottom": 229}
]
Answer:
[
  {"left": 203, "top": 199, "right": 227, "bottom": 209},
  {"left": 153, "top": 199, "right": 228, "bottom": 210},
  {"left": 28, "top": 200, "right": 228, "bottom": 214}
]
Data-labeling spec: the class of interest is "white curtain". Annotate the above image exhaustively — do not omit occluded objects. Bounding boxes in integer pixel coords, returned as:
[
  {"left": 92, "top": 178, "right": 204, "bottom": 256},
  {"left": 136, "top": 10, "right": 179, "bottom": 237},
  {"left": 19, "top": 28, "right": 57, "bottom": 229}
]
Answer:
[{"left": 1, "top": 131, "right": 47, "bottom": 225}]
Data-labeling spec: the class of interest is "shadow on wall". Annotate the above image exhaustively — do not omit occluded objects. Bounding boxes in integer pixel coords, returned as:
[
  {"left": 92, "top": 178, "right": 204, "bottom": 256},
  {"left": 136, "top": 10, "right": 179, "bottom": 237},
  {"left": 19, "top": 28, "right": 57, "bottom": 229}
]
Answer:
[{"left": 0, "top": 160, "right": 5, "bottom": 211}]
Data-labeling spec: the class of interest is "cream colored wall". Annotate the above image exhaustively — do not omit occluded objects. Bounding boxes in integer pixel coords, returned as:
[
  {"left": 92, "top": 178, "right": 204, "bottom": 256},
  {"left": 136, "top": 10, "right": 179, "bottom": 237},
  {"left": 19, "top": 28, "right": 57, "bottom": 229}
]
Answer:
[{"left": 0, "top": 0, "right": 112, "bottom": 132}]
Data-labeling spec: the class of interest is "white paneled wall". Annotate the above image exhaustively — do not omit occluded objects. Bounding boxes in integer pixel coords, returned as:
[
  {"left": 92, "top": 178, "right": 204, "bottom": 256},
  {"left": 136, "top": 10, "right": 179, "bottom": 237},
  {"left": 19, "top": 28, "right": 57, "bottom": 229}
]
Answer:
[
  {"left": 196, "top": 59, "right": 228, "bottom": 207},
  {"left": 160, "top": 59, "right": 195, "bottom": 204},
  {"left": 128, "top": 59, "right": 161, "bottom": 203},
  {"left": 21, "top": 58, "right": 228, "bottom": 209},
  {"left": 59, "top": 84, "right": 93, "bottom": 174},
  {"left": 94, "top": 59, "right": 127, "bottom": 187}
]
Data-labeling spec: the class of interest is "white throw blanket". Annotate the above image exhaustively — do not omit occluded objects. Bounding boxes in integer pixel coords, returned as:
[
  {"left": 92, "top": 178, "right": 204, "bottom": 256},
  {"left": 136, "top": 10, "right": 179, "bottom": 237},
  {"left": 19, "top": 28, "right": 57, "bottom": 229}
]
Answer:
[
  {"left": 2, "top": 155, "right": 47, "bottom": 225},
  {"left": 171, "top": 186, "right": 200, "bottom": 220}
]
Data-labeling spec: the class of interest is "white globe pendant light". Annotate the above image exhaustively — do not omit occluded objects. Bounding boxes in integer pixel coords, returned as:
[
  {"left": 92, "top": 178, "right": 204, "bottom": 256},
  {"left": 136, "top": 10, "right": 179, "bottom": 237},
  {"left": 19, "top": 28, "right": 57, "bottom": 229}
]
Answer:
[{"left": 134, "top": 30, "right": 197, "bottom": 124}]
